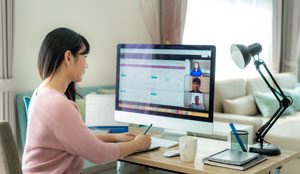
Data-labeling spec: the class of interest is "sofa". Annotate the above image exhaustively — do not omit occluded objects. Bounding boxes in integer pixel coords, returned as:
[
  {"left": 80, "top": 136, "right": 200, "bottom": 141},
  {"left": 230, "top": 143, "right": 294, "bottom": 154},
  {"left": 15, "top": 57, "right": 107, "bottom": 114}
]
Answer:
[
  {"left": 213, "top": 72, "right": 300, "bottom": 174},
  {"left": 15, "top": 85, "right": 117, "bottom": 173}
]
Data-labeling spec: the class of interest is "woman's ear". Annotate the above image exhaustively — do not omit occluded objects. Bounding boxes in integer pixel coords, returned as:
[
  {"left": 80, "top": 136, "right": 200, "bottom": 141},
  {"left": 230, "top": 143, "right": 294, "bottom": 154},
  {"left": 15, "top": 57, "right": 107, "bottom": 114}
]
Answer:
[{"left": 64, "top": 50, "right": 72, "bottom": 66}]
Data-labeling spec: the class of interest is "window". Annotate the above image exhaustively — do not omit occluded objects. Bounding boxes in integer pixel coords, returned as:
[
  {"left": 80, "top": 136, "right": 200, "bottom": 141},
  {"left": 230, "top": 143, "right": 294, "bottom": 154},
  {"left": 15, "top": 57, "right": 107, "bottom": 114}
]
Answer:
[{"left": 183, "top": 0, "right": 273, "bottom": 80}]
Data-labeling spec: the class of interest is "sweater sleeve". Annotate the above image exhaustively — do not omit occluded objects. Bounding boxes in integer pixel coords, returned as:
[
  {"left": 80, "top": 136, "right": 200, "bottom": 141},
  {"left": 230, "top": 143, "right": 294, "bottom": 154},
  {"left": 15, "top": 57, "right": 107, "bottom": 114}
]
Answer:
[{"left": 45, "top": 97, "right": 120, "bottom": 164}]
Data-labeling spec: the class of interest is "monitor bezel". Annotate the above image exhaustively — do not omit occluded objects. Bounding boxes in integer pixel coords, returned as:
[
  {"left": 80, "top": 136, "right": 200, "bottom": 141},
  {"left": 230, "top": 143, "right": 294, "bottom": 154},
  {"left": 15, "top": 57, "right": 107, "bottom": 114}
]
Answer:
[{"left": 115, "top": 44, "right": 216, "bottom": 133}]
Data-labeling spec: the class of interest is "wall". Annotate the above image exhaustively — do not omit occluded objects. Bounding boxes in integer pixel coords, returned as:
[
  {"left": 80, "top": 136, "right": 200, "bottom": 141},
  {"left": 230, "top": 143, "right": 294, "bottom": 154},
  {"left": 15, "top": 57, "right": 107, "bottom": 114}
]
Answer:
[{"left": 13, "top": 0, "right": 151, "bottom": 94}]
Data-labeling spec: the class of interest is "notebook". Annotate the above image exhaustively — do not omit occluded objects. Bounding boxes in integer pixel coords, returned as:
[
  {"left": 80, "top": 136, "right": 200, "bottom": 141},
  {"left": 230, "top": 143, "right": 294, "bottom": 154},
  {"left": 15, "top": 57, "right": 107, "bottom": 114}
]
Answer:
[
  {"left": 208, "top": 149, "right": 259, "bottom": 165},
  {"left": 203, "top": 154, "right": 267, "bottom": 170},
  {"left": 131, "top": 145, "right": 160, "bottom": 155}
]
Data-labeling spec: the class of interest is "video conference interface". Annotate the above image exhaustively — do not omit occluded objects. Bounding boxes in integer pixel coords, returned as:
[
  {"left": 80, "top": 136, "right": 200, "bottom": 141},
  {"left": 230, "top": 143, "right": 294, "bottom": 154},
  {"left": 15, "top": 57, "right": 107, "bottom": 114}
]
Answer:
[{"left": 116, "top": 45, "right": 215, "bottom": 120}]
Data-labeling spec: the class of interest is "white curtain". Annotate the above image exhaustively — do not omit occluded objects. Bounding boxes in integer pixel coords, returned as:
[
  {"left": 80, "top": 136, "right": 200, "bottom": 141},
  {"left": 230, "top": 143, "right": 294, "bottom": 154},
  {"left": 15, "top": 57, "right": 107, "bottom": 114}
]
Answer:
[
  {"left": 0, "top": 0, "right": 15, "bottom": 137},
  {"left": 280, "top": 0, "right": 300, "bottom": 81}
]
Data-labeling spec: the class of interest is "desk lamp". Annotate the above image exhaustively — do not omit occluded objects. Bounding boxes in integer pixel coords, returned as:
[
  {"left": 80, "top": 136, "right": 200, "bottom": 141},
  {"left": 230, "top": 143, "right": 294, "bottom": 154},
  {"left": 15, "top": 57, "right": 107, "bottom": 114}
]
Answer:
[{"left": 230, "top": 43, "right": 292, "bottom": 156}]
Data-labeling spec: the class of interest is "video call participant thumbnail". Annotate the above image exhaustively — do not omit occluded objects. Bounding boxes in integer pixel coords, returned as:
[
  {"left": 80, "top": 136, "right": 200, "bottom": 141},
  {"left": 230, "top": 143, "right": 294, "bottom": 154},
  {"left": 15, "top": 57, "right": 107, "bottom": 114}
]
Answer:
[
  {"left": 190, "top": 77, "right": 202, "bottom": 93},
  {"left": 190, "top": 62, "right": 203, "bottom": 76},
  {"left": 191, "top": 95, "right": 205, "bottom": 110}
]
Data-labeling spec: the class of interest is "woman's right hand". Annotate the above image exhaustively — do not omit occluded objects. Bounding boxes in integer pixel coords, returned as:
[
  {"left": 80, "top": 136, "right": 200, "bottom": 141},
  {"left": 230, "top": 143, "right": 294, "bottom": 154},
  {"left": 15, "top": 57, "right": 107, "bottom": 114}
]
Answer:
[{"left": 134, "top": 134, "right": 151, "bottom": 150}]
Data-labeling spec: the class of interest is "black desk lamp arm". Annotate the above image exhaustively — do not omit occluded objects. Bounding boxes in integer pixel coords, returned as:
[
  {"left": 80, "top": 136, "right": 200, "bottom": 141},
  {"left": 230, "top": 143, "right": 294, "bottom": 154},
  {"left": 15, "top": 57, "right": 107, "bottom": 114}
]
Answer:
[
  {"left": 253, "top": 59, "right": 292, "bottom": 146},
  {"left": 254, "top": 59, "right": 287, "bottom": 102},
  {"left": 254, "top": 106, "right": 287, "bottom": 146}
]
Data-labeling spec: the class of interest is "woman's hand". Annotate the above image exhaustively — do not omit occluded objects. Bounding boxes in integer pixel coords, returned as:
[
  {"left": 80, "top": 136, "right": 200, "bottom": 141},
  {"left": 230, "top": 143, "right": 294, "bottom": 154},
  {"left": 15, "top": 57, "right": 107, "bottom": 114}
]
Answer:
[
  {"left": 117, "top": 133, "right": 151, "bottom": 157},
  {"left": 134, "top": 134, "right": 151, "bottom": 150},
  {"left": 115, "top": 132, "right": 137, "bottom": 142}
]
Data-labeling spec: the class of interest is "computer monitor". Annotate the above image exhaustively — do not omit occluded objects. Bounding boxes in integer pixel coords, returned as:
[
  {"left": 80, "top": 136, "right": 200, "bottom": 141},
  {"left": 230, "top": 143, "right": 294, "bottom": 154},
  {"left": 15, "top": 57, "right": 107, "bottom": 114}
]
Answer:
[{"left": 115, "top": 44, "right": 216, "bottom": 137}]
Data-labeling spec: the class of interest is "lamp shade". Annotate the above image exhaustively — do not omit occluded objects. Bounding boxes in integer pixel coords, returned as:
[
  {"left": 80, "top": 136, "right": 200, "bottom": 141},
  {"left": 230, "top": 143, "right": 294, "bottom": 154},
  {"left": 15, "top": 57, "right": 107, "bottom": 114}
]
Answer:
[{"left": 230, "top": 43, "right": 262, "bottom": 69}]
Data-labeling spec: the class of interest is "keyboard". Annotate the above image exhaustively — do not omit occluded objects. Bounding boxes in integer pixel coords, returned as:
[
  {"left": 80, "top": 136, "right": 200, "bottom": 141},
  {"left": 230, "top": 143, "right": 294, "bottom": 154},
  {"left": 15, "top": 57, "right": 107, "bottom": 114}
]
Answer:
[{"left": 151, "top": 137, "right": 179, "bottom": 148}]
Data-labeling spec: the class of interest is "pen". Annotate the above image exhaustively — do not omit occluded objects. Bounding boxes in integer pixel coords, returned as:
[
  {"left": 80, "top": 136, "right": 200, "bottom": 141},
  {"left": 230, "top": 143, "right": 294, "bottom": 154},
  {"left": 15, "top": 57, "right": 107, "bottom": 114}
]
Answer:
[
  {"left": 144, "top": 124, "right": 153, "bottom": 135},
  {"left": 229, "top": 122, "right": 247, "bottom": 152}
]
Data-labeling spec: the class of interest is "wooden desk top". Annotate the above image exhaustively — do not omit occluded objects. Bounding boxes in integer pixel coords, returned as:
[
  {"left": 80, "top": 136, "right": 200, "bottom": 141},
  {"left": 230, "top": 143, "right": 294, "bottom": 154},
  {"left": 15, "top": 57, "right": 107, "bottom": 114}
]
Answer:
[{"left": 120, "top": 127, "right": 299, "bottom": 174}]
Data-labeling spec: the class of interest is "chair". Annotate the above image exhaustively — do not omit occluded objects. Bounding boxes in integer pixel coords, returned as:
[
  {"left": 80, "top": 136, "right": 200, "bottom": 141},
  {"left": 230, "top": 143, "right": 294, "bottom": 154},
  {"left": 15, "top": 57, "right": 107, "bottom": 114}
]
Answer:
[{"left": 0, "top": 121, "right": 22, "bottom": 174}]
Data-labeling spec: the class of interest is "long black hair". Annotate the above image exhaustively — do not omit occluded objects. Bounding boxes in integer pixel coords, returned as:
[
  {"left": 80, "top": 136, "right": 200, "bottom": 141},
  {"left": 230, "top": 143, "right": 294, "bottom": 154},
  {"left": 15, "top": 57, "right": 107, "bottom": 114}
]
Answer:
[{"left": 38, "top": 28, "right": 90, "bottom": 101}]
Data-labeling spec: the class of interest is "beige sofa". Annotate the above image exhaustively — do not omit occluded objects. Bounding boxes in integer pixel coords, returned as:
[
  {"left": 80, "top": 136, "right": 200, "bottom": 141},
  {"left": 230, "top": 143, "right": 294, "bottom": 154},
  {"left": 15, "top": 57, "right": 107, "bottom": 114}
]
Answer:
[{"left": 213, "top": 73, "right": 300, "bottom": 174}]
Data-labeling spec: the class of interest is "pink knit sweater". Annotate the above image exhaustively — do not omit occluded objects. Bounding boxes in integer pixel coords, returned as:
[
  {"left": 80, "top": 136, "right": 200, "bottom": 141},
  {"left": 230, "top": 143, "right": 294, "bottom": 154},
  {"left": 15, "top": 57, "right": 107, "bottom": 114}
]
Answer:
[{"left": 22, "top": 88, "right": 120, "bottom": 174}]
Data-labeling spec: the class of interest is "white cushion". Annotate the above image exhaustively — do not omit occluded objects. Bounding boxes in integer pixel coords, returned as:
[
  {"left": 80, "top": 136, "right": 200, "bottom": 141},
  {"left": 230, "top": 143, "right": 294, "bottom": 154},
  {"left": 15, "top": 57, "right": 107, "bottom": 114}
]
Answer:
[
  {"left": 246, "top": 76, "right": 271, "bottom": 95},
  {"left": 223, "top": 95, "right": 257, "bottom": 116},
  {"left": 214, "top": 78, "right": 246, "bottom": 112},
  {"left": 246, "top": 73, "right": 297, "bottom": 95},
  {"left": 273, "top": 73, "right": 297, "bottom": 89}
]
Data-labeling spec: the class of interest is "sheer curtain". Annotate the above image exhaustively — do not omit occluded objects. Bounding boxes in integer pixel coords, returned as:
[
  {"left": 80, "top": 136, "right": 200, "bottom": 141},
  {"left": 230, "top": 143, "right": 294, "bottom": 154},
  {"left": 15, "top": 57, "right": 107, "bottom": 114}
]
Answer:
[
  {"left": 183, "top": 0, "right": 273, "bottom": 80},
  {"left": 140, "top": 0, "right": 188, "bottom": 44},
  {"left": 271, "top": 0, "right": 282, "bottom": 73},
  {"left": 0, "top": 0, "right": 15, "bottom": 137},
  {"left": 139, "top": 0, "right": 161, "bottom": 44}
]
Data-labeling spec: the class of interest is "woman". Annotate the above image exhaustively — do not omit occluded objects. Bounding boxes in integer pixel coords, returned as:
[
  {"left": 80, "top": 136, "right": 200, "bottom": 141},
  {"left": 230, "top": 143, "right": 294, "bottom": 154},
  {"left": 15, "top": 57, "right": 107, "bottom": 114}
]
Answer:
[
  {"left": 190, "top": 62, "right": 203, "bottom": 76},
  {"left": 22, "top": 28, "right": 151, "bottom": 174}
]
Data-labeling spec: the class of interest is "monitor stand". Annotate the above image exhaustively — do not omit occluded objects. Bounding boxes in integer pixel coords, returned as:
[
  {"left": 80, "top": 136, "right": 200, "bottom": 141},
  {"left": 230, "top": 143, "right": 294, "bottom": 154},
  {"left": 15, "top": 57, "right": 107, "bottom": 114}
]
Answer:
[{"left": 153, "top": 128, "right": 187, "bottom": 142}]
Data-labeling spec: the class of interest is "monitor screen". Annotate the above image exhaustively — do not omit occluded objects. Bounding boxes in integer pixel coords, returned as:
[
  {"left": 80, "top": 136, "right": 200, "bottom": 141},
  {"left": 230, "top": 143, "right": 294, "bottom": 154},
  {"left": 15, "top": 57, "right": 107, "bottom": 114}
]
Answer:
[{"left": 115, "top": 44, "right": 216, "bottom": 134}]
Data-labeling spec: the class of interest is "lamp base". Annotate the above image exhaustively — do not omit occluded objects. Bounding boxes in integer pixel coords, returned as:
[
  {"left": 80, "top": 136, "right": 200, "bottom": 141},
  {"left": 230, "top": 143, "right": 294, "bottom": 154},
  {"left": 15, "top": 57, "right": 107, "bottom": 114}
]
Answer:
[{"left": 249, "top": 143, "right": 281, "bottom": 156}]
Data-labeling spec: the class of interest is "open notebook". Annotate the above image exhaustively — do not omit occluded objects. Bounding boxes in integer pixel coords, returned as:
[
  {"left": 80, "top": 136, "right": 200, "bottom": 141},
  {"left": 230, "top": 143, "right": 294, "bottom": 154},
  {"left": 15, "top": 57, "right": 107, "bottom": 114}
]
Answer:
[{"left": 131, "top": 145, "right": 160, "bottom": 155}]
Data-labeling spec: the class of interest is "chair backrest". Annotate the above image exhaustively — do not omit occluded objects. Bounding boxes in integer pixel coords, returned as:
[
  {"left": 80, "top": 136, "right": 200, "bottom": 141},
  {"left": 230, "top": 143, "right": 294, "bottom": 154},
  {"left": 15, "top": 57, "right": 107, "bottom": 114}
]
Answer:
[{"left": 0, "top": 122, "right": 22, "bottom": 174}]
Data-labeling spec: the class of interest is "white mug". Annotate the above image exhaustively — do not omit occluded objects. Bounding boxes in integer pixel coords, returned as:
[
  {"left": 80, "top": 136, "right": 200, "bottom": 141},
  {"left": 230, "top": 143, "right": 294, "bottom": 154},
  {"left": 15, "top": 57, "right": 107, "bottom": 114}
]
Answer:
[{"left": 179, "top": 136, "right": 197, "bottom": 162}]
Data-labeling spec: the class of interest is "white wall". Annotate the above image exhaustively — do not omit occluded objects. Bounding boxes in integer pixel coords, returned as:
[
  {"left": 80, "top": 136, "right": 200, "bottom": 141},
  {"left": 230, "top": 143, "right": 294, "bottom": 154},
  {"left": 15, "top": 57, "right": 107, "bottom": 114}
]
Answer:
[{"left": 13, "top": 0, "right": 151, "bottom": 94}]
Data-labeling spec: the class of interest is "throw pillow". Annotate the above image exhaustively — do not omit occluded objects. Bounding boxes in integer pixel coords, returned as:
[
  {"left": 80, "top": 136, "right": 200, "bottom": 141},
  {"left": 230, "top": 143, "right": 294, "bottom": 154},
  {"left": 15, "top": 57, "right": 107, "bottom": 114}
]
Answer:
[
  {"left": 282, "top": 87, "right": 300, "bottom": 111},
  {"left": 75, "top": 92, "right": 97, "bottom": 122},
  {"left": 254, "top": 91, "right": 294, "bottom": 117},
  {"left": 98, "top": 89, "right": 116, "bottom": 94},
  {"left": 223, "top": 95, "right": 258, "bottom": 115},
  {"left": 23, "top": 96, "right": 31, "bottom": 124}
]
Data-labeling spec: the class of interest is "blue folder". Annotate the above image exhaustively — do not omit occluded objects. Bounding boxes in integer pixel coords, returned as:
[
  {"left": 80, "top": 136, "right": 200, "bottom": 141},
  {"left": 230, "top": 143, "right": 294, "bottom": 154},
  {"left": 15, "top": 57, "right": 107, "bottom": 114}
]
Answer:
[{"left": 88, "top": 126, "right": 128, "bottom": 133}]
